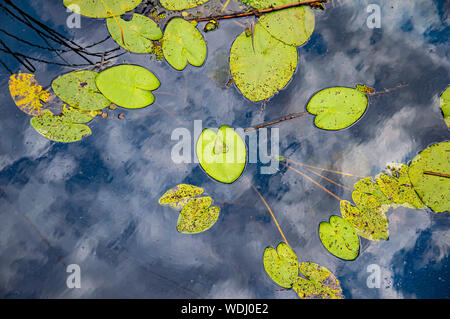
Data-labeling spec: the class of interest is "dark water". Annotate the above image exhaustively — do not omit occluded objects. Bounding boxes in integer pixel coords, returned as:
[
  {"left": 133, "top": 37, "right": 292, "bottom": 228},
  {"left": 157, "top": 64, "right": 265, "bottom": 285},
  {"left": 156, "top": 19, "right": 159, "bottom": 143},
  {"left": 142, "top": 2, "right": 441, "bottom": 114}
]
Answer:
[{"left": 0, "top": 0, "right": 449, "bottom": 298}]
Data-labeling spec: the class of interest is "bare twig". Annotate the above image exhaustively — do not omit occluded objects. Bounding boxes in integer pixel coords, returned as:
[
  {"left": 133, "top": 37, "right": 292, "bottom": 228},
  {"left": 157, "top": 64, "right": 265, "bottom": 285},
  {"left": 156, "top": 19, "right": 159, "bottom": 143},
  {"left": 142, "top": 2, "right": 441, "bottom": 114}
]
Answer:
[
  {"left": 190, "top": 0, "right": 328, "bottom": 22},
  {"left": 244, "top": 112, "right": 309, "bottom": 132},
  {"left": 424, "top": 171, "right": 450, "bottom": 178}
]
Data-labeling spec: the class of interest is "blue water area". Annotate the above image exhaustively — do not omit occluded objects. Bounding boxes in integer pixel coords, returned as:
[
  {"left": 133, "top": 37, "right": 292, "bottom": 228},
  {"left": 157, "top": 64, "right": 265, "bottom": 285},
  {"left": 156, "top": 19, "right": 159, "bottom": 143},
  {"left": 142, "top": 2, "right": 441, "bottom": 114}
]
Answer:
[{"left": 0, "top": 0, "right": 449, "bottom": 298}]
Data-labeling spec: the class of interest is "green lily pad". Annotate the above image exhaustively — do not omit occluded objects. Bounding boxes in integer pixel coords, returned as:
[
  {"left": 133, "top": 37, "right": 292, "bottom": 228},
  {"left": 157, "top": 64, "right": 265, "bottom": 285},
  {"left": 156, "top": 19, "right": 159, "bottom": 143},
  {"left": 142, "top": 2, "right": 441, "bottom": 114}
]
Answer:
[
  {"left": 408, "top": 142, "right": 450, "bottom": 213},
  {"left": 263, "top": 242, "right": 298, "bottom": 288},
  {"left": 376, "top": 163, "right": 425, "bottom": 210},
  {"left": 51, "top": 70, "right": 111, "bottom": 111},
  {"left": 353, "top": 177, "right": 391, "bottom": 206},
  {"left": 196, "top": 125, "right": 246, "bottom": 184},
  {"left": 158, "top": 184, "right": 204, "bottom": 210},
  {"left": 440, "top": 87, "right": 450, "bottom": 128},
  {"left": 64, "top": 0, "right": 142, "bottom": 18},
  {"left": 259, "top": 6, "right": 315, "bottom": 46},
  {"left": 340, "top": 198, "right": 389, "bottom": 241},
  {"left": 293, "top": 262, "right": 343, "bottom": 299},
  {"left": 95, "top": 65, "right": 160, "bottom": 108},
  {"left": 229, "top": 23, "right": 298, "bottom": 102},
  {"left": 159, "top": 0, "right": 210, "bottom": 10},
  {"left": 106, "top": 13, "right": 162, "bottom": 53},
  {"left": 177, "top": 196, "right": 220, "bottom": 234},
  {"left": 30, "top": 107, "right": 92, "bottom": 143},
  {"left": 162, "top": 18, "right": 207, "bottom": 71},
  {"left": 319, "top": 215, "right": 359, "bottom": 260},
  {"left": 306, "top": 86, "right": 368, "bottom": 130}
]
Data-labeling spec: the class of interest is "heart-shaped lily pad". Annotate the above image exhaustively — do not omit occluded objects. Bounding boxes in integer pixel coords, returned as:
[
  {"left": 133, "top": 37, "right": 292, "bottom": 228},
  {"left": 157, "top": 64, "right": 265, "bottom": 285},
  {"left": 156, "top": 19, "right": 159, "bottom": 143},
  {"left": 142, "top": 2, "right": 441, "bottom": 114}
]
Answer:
[
  {"left": 259, "top": 6, "right": 315, "bottom": 46},
  {"left": 319, "top": 215, "right": 359, "bottom": 260},
  {"left": 440, "top": 87, "right": 450, "bottom": 128},
  {"left": 408, "top": 142, "right": 450, "bottom": 213},
  {"left": 30, "top": 107, "right": 93, "bottom": 143},
  {"left": 9, "top": 72, "right": 51, "bottom": 116},
  {"left": 293, "top": 262, "right": 343, "bottom": 299},
  {"left": 95, "top": 65, "right": 160, "bottom": 108},
  {"left": 159, "top": 0, "right": 210, "bottom": 10},
  {"left": 376, "top": 163, "right": 425, "bottom": 210},
  {"left": 196, "top": 125, "right": 246, "bottom": 184},
  {"left": 306, "top": 86, "right": 368, "bottom": 130},
  {"left": 52, "top": 70, "right": 111, "bottom": 111},
  {"left": 177, "top": 196, "right": 220, "bottom": 234},
  {"left": 340, "top": 197, "right": 389, "bottom": 241},
  {"left": 162, "top": 18, "right": 207, "bottom": 71},
  {"left": 106, "top": 13, "right": 163, "bottom": 53},
  {"left": 158, "top": 184, "right": 204, "bottom": 210},
  {"left": 63, "top": 0, "right": 142, "bottom": 18},
  {"left": 263, "top": 242, "right": 298, "bottom": 288},
  {"left": 229, "top": 23, "right": 298, "bottom": 102}
]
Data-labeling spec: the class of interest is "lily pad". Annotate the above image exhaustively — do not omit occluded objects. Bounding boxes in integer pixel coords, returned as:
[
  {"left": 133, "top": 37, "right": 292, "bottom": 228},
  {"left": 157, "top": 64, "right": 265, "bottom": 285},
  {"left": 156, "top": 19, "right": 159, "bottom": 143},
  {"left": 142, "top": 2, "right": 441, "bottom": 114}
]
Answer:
[
  {"left": 259, "top": 6, "right": 315, "bottom": 46},
  {"left": 353, "top": 177, "right": 391, "bottom": 207},
  {"left": 159, "top": 0, "right": 210, "bottom": 10},
  {"left": 158, "top": 184, "right": 204, "bottom": 210},
  {"left": 408, "top": 142, "right": 450, "bottom": 213},
  {"left": 376, "top": 163, "right": 425, "bottom": 210},
  {"left": 229, "top": 23, "right": 298, "bottom": 102},
  {"left": 306, "top": 86, "right": 368, "bottom": 130},
  {"left": 293, "top": 262, "right": 343, "bottom": 299},
  {"left": 319, "top": 215, "right": 359, "bottom": 260},
  {"left": 196, "top": 125, "right": 246, "bottom": 184},
  {"left": 440, "top": 87, "right": 450, "bottom": 128},
  {"left": 177, "top": 196, "right": 220, "bottom": 234},
  {"left": 263, "top": 242, "right": 298, "bottom": 288},
  {"left": 30, "top": 107, "right": 92, "bottom": 143},
  {"left": 63, "top": 0, "right": 142, "bottom": 18},
  {"left": 51, "top": 70, "right": 111, "bottom": 111},
  {"left": 340, "top": 198, "right": 389, "bottom": 241},
  {"left": 95, "top": 65, "right": 160, "bottom": 108},
  {"left": 162, "top": 18, "right": 207, "bottom": 71},
  {"left": 106, "top": 13, "right": 162, "bottom": 53},
  {"left": 9, "top": 72, "right": 51, "bottom": 116}
]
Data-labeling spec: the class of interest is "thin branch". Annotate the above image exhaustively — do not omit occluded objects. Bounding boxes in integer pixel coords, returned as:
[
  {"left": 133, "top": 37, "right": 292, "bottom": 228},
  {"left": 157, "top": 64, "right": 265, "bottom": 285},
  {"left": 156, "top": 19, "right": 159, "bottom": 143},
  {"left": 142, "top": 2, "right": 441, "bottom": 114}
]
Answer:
[
  {"left": 424, "top": 171, "right": 450, "bottom": 178},
  {"left": 251, "top": 184, "right": 290, "bottom": 246},
  {"left": 280, "top": 162, "right": 344, "bottom": 201},
  {"left": 244, "top": 112, "right": 309, "bottom": 132},
  {"left": 190, "top": 0, "right": 328, "bottom": 22},
  {"left": 303, "top": 166, "right": 352, "bottom": 191},
  {"left": 282, "top": 157, "right": 366, "bottom": 178}
]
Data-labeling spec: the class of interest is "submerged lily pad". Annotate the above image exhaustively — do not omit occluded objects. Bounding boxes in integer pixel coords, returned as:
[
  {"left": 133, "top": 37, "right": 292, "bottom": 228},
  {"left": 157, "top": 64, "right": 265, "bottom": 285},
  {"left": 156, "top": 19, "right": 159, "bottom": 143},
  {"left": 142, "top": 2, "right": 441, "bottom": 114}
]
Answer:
[
  {"left": 159, "top": 0, "right": 209, "bottom": 10},
  {"left": 376, "top": 163, "right": 425, "bottom": 210},
  {"left": 293, "top": 262, "right": 343, "bottom": 299},
  {"left": 319, "top": 215, "right": 359, "bottom": 260},
  {"left": 229, "top": 23, "right": 298, "bottom": 102},
  {"left": 263, "top": 243, "right": 298, "bottom": 288},
  {"left": 63, "top": 0, "right": 142, "bottom": 18},
  {"left": 30, "top": 107, "right": 92, "bottom": 143},
  {"left": 196, "top": 125, "right": 246, "bottom": 184},
  {"left": 52, "top": 70, "right": 111, "bottom": 111},
  {"left": 340, "top": 198, "right": 389, "bottom": 241},
  {"left": 107, "top": 14, "right": 162, "bottom": 53},
  {"left": 440, "top": 87, "right": 450, "bottom": 128},
  {"left": 408, "top": 142, "right": 450, "bottom": 213},
  {"left": 162, "top": 18, "right": 207, "bottom": 71},
  {"left": 259, "top": 6, "right": 315, "bottom": 46},
  {"left": 9, "top": 72, "right": 51, "bottom": 116},
  {"left": 306, "top": 86, "right": 368, "bottom": 130},
  {"left": 158, "top": 184, "right": 204, "bottom": 210},
  {"left": 177, "top": 196, "right": 220, "bottom": 234},
  {"left": 95, "top": 65, "right": 160, "bottom": 108}
]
